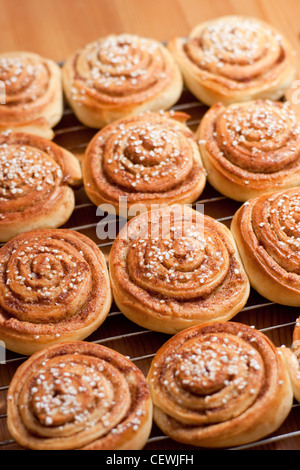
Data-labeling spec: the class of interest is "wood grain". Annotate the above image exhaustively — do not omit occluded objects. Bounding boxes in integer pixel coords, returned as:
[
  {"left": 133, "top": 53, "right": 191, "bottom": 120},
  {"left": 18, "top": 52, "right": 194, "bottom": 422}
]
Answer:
[
  {"left": 1, "top": 0, "right": 300, "bottom": 451},
  {"left": 0, "top": 0, "right": 300, "bottom": 62}
]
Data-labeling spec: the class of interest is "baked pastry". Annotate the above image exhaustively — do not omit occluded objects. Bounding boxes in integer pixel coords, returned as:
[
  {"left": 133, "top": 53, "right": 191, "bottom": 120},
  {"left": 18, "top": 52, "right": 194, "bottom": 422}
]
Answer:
[
  {"left": 7, "top": 341, "right": 152, "bottom": 450},
  {"left": 0, "top": 229, "right": 112, "bottom": 355},
  {"left": 281, "top": 318, "right": 300, "bottom": 403},
  {"left": 109, "top": 205, "right": 250, "bottom": 334},
  {"left": 0, "top": 131, "right": 82, "bottom": 242},
  {"left": 197, "top": 99, "right": 300, "bottom": 202},
  {"left": 148, "top": 321, "right": 293, "bottom": 448},
  {"left": 0, "top": 51, "right": 63, "bottom": 139},
  {"left": 168, "top": 16, "right": 297, "bottom": 106},
  {"left": 62, "top": 33, "right": 183, "bottom": 128},
  {"left": 82, "top": 111, "right": 206, "bottom": 215},
  {"left": 231, "top": 187, "right": 300, "bottom": 306}
]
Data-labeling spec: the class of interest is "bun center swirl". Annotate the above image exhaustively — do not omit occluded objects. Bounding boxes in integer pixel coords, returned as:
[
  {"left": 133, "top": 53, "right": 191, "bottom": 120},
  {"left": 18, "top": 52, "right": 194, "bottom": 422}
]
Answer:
[
  {"left": 7, "top": 342, "right": 152, "bottom": 450},
  {"left": 110, "top": 205, "right": 250, "bottom": 333},
  {"left": 199, "top": 20, "right": 266, "bottom": 65},
  {"left": 155, "top": 330, "right": 265, "bottom": 424},
  {"left": 73, "top": 34, "right": 173, "bottom": 102},
  {"left": 0, "top": 55, "right": 50, "bottom": 108},
  {"left": 186, "top": 17, "right": 288, "bottom": 85},
  {"left": 0, "top": 232, "right": 92, "bottom": 324},
  {"left": 0, "top": 143, "right": 62, "bottom": 209},
  {"left": 147, "top": 321, "right": 293, "bottom": 448},
  {"left": 101, "top": 114, "right": 195, "bottom": 193},
  {"left": 213, "top": 101, "right": 300, "bottom": 173},
  {"left": 22, "top": 354, "right": 129, "bottom": 436},
  {"left": 148, "top": 322, "right": 290, "bottom": 432},
  {"left": 127, "top": 214, "right": 230, "bottom": 299}
]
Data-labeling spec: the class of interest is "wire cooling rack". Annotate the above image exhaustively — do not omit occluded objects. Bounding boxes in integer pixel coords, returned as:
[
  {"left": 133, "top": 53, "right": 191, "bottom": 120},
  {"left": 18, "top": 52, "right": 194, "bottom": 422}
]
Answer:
[{"left": 0, "top": 86, "right": 300, "bottom": 451}]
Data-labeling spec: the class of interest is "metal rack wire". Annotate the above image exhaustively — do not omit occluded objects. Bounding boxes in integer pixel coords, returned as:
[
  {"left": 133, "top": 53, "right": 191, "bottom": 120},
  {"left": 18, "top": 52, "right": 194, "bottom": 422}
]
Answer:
[{"left": 0, "top": 89, "right": 300, "bottom": 451}]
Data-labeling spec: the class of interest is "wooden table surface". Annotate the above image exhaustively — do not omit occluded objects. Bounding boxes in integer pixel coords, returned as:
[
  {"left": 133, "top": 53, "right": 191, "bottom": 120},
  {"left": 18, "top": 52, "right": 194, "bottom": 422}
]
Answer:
[
  {"left": 1, "top": 0, "right": 300, "bottom": 452},
  {"left": 0, "top": 0, "right": 299, "bottom": 64}
]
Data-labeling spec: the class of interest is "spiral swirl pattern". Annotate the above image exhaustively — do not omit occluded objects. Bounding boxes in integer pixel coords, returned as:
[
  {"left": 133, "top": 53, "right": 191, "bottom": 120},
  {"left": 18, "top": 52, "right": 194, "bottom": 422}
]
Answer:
[
  {"left": 168, "top": 16, "right": 296, "bottom": 106},
  {"left": 197, "top": 100, "right": 300, "bottom": 201},
  {"left": 0, "top": 132, "right": 82, "bottom": 241},
  {"left": 109, "top": 205, "right": 249, "bottom": 333},
  {"left": 62, "top": 34, "right": 183, "bottom": 127},
  {"left": 148, "top": 322, "right": 293, "bottom": 448},
  {"left": 83, "top": 112, "right": 205, "bottom": 212},
  {"left": 0, "top": 52, "right": 63, "bottom": 138},
  {"left": 7, "top": 341, "right": 152, "bottom": 450},
  {"left": 0, "top": 229, "right": 111, "bottom": 355},
  {"left": 231, "top": 187, "right": 300, "bottom": 306}
]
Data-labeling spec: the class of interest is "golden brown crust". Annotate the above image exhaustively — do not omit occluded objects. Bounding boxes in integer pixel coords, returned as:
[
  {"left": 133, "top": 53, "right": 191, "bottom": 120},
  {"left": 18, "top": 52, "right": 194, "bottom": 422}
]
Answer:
[
  {"left": 231, "top": 187, "right": 300, "bottom": 306},
  {"left": 0, "top": 229, "right": 112, "bottom": 355},
  {"left": 62, "top": 34, "right": 183, "bottom": 128},
  {"left": 0, "top": 51, "right": 63, "bottom": 139},
  {"left": 147, "top": 321, "right": 293, "bottom": 448},
  {"left": 168, "top": 16, "right": 297, "bottom": 106},
  {"left": 197, "top": 100, "right": 300, "bottom": 202},
  {"left": 281, "top": 319, "right": 300, "bottom": 403},
  {"left": 7, "top": 341, "right": 152, "bottom": 450},
  {"left": 109, "top": 205, "right": 250, "bottom": 334},
  {"left": 0, "top": 131, "right": 82, "bottom": 242},
  {"left": 82, "top": 111, "right": 206, "bottom": 214}
]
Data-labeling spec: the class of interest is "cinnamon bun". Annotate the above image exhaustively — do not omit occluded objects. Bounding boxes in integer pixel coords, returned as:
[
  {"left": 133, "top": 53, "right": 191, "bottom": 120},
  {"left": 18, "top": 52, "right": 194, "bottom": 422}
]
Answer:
[
  {"left": 231, "top": 187, "right": 300, "bottom": 306},
  {"left": 281, "top": 318, "right": 300, "bottom": 403},
  {"left": 148, "top": 321, "right": 293, "bottom": 448},
  {"left": 7, "top": 341, "right": 152, "bottom": 449},
  {"left": 82, "top": 111, "right": 206, "bottom": 214},
  {"left": 0, "top": 131, "right": 82, "bottom": 242},
  {"left": 168, "top": 16, "right": 297, "bottom": 106},
  {"left": 62, "top": 34, "right": 183, "bottom": 128},
  {"left": 197, "top": 99, "right": 300, "bottom": 202},
  {"left": 0, "top": 229, "right": 112, "bottom": 355},
  {"left": 0, "top": 52, "right": 63, "bottom": 139},
  {"left": 109, "top": 205, "right": 250, "bottom": 334}
]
